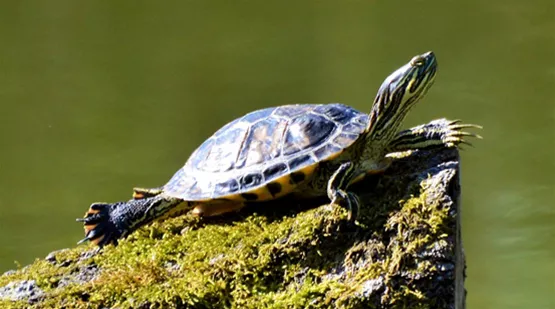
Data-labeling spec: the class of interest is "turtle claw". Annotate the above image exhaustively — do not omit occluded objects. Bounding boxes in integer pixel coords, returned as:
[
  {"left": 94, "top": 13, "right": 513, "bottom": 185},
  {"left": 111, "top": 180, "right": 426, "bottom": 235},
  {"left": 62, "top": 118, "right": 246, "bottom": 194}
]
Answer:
[
  {"left": 447, "top": 121, "right": 483, "bottom": 142},
  {"left": 450, "top": 121, "right": 483, "bottom": 131},
  {"left": 436, "top": 119, "right": 482, "bottom": 149},
  {"left": 77, "top": 237, "right": 90, "bottom": 245},
  {"left": 445, "top": 120, "right": 483, "bottom": 147}
]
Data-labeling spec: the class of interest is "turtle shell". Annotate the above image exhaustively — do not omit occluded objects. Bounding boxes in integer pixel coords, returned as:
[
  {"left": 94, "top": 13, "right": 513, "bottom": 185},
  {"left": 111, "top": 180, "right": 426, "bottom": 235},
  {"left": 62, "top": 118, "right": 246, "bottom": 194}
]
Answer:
[{"left": 164, "top": 103, "right": 368, "bottom": 202}]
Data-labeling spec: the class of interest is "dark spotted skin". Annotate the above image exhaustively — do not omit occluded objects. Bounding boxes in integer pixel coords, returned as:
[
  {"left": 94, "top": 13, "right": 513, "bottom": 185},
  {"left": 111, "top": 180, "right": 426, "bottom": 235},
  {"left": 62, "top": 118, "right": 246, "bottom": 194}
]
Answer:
[{"left": 163, "top": 103, "right": 369, "bottom": 201}]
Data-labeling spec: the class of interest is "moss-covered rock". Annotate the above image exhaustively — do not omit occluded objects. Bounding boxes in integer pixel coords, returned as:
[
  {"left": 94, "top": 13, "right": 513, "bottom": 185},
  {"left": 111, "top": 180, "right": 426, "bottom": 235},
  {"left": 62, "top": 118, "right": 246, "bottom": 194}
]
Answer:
[{"left": 0, "top": 148, "right": 465, "bottom": 309}]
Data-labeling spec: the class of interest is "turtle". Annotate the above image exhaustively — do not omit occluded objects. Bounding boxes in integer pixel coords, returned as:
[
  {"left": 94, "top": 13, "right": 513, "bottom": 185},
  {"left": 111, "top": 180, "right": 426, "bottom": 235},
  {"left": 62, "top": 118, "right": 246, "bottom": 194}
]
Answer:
[{"left": 77, "top": 51, "right": 481, "bottom": 246}]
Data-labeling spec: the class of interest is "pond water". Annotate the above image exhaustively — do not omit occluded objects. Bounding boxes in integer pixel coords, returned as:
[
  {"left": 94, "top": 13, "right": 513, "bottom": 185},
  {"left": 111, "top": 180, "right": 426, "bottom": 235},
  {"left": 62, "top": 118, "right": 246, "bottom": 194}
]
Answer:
[{"left": 0, "top": 1, "right": 553, "bottom": 308}]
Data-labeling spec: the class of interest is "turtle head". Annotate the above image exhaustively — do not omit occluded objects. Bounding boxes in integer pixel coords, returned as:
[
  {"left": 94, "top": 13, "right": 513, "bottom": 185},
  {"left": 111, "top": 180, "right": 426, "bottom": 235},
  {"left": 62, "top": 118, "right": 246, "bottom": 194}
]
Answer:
[{"left": 366, "top": 51, "right": 437, "bottom": 139}]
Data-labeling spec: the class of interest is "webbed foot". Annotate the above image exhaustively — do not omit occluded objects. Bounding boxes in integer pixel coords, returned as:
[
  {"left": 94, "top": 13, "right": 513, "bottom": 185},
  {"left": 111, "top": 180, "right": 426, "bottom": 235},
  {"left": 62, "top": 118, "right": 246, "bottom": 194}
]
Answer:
[{"left": 76, "top": 202, "right": 123, "bottom": 247}]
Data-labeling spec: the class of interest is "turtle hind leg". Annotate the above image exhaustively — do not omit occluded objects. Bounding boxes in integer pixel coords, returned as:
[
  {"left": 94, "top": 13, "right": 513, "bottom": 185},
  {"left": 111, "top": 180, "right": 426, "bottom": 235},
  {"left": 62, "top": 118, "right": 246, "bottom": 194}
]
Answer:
[
  {"left": 77, "top": 195, "right": 183, "bottom": 247},
  {"left": 133, "top": 186, "right": 164, "bottom": 199},
  {"left": 327, "top": 162, "right": 361, "bottom": 222},
  {"left": 77, "top": 202, "right": 123, "bottom": 246}
]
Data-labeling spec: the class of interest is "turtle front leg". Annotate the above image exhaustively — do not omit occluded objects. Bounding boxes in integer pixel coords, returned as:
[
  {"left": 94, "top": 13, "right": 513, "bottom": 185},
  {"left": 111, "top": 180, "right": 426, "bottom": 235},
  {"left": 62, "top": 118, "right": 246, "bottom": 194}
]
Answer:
[
  {"left": 327, "top": 162, "right": 362, "bottom": 222},
  {"left": 386, "top": 119, "right": 482, "bottom": 156}
]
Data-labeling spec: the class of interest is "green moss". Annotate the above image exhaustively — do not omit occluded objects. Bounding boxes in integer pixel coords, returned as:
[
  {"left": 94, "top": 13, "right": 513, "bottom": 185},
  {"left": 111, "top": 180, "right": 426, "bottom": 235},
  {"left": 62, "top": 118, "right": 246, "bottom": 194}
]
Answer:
[{"left": 0, "top": 174, "right": 456, "bottom": 309}]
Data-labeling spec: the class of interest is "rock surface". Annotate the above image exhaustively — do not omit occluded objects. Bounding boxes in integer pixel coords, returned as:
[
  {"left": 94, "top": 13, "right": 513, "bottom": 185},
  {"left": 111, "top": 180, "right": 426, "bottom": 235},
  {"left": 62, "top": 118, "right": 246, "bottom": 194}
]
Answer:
[{"left": 0, "top": 148, "right": 466, "bottom": 309}]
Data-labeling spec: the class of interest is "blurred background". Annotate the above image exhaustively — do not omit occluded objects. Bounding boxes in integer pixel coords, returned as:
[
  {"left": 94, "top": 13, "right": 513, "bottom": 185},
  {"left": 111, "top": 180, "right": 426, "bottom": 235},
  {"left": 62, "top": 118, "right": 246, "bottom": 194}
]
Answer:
[{"left": 0, "top": 1, "right": 553, "bottom": 308}]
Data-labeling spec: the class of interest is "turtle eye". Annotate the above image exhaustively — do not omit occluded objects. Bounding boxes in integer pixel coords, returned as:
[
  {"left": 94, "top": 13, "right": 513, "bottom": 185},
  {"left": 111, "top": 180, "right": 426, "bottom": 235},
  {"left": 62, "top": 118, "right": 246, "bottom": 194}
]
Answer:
[{"left": 410, "top": 56, "right": 425, "bottom": 67}]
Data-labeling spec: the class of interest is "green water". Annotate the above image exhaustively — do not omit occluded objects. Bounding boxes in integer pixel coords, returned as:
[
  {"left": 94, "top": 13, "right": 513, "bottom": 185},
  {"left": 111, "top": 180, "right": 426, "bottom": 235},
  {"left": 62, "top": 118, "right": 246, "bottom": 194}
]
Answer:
[{"left": 0, "top": 1, "right": 553, "bottom": 308}]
